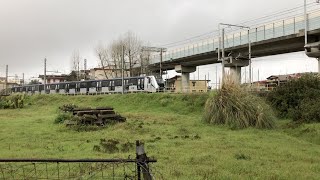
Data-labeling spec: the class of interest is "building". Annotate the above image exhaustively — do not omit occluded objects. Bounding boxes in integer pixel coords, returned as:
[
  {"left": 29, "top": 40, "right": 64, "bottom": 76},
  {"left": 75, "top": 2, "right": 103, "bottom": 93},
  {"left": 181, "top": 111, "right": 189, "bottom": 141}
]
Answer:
[
  {"left": 266, "top": 73, "right": 303, "bottom": 85},
  {"left": 38, "top": 74, "right": 68, "bottom": 84},
  {"left": 165, "top": 75, "right": 210, "bottom": 93},
  {"left": 89, "top": 67, "right": 130, "bottom": 80},
  {"left": 249, "top": 73, "right": 307, "bottom": 91},
  {"left": 0, "top": 77, "right": 19, "bottom": 93}
]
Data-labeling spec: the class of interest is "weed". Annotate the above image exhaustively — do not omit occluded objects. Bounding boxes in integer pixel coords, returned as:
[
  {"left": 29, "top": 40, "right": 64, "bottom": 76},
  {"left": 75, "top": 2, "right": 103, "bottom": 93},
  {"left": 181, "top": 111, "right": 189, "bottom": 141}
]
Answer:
[{"left": 204, "top": 74, "right": 275, "bottom": 129}]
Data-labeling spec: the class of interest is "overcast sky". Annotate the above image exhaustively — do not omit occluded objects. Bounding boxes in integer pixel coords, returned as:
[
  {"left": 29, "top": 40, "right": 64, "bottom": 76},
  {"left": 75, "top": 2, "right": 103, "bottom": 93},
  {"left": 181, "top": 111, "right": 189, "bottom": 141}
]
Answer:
[{"left": 0, "top": 0, "right": 318, "bottom": 83}]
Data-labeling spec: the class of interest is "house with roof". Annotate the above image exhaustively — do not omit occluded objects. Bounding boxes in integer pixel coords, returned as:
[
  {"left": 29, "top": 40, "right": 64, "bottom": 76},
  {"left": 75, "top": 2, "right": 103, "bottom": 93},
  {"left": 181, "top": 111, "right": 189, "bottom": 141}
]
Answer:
[{"left": 165, "top": 75, "right": 210, "bottom": 93}]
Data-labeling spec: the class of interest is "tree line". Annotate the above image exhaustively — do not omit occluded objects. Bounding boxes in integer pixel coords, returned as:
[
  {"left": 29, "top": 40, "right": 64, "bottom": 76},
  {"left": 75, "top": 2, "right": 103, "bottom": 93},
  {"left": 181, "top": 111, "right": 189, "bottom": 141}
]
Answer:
[{"left": 70, "top": 31, "right": 152, "bottom": 81}]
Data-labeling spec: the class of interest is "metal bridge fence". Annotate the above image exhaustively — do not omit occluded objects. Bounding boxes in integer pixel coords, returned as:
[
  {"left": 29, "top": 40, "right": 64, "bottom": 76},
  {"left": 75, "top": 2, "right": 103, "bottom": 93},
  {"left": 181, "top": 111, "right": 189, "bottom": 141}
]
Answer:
[{"left": 150, "top": 8, "right": 320, "bottom": 64}]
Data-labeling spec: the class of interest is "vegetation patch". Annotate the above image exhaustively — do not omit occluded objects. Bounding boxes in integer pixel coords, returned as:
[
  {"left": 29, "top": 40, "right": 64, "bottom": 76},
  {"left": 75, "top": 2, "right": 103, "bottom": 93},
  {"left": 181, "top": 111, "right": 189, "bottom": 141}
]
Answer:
[
  {"left": 268, "top": 73, "right": 320, "bottom": 123},
  {"left": 93, "top": 139, "right": 134, "bottom": 153},
  {"left": 203, "top": 75, "right": 275, "bottom": 129},
  {"left": 0, "top": 94, "right": 26, "bottom": 109}
]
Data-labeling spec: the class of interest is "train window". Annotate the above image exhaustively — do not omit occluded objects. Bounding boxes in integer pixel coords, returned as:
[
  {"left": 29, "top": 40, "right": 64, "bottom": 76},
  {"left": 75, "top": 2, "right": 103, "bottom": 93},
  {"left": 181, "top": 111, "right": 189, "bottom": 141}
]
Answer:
[
  {"left": 69, "top": 83, "right": 76, "bottom": 89},
  {"left": 39, "top": 85, "right": 44, "bottom": 91},
  {"left": 138, "top": 78, "right": 144, "bottom": 89},
  {"left": 80, "top": 82, "right": 87, "bottom": 88},
  {"left": 115, "top": 80, "right": 122, "bottom": 86},
  {"left": 129, "top": 78, "right": 138, "bottom": 85},
  {"left": 59, "top": 84, "right": 66, "bottom": 89},
  {"left": 101, "top": 81, "right": 109, "bottom": 87},
  {"left": 50, "top": 85, "right": 56, "bottom": 90},
  {"left": 90, "top": 82, "right": 97, "bottom": 87}
]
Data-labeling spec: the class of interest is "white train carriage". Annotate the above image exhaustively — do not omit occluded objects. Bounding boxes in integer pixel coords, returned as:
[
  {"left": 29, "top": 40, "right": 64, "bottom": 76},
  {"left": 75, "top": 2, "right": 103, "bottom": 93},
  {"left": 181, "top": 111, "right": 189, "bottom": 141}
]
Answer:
[
  {"left": 67, "top": 82, "right": 77, "bottom": 95},
  {"left": 87, "top": 81, "right": 98, "bottom": 94},
  {"left": 49, "top": 84, "right": 58, "bottom": 94},
  {"left": 100, "top": 80, "right": 110, "bottom": 93},
  {"left": 34, "top": 85, "right": 41, "bottom": 94},
  {"left": 58, "top": 83, "right": 67, "bottom": 94},
  {"left": 10, "top": 75, "right": 162, "bottom": 95}
]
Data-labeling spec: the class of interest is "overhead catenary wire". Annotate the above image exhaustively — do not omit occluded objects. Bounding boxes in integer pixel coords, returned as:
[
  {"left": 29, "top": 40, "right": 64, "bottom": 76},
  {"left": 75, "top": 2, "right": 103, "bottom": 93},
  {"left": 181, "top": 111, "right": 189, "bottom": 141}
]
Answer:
[{"left": 159, "top": 2, "right": 319, "bottom": 49}]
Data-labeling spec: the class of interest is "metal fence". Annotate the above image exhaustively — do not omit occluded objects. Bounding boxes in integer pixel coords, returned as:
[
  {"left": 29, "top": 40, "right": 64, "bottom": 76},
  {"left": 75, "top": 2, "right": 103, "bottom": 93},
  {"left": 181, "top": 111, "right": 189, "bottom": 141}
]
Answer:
[
  {"left": 150, "top": 8, "right": 320, "bottom": 64},
  {"left": 0, "top": 141, "right": 158, "bottom": 180}
]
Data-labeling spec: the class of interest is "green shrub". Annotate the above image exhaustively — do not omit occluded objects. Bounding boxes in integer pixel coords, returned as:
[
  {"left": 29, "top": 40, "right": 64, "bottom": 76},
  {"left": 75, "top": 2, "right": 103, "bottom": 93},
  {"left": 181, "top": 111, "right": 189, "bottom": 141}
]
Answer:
[
  {"left": 59, "top": 104, "right": 78, "bottom": 112},
  {"left": 203, "top": 75, "right": 275, "bottom": 129},
  {"left": 268, "top": 73, "right": 320, "bottom": 122},
  {"left": 294, "top": 98, "right": 320, "bottom": 123},
  {"left": 54, "top": 112, "right": 73, "bottom": 124},
  {"left": 0, "top": 94, "right": 25, "bottom": 109}
]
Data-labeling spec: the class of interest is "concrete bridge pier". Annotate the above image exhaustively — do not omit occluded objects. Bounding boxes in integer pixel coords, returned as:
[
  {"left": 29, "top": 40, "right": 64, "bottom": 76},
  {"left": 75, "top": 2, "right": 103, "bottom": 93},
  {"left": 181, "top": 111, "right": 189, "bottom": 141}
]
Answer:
[
  {"left": 229, "top": 66, "right": 242, "bottom": 83},
  {"left": 175, "top": 65, "right": 196, "bottom": 93},
  {"left": 224, "top": 57, "right": 249, "bottom": 84}
]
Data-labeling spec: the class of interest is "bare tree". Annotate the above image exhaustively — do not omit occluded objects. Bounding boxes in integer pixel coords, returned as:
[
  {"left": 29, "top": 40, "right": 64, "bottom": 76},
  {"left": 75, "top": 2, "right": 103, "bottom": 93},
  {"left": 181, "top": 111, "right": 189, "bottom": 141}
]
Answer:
[
  {"left": 123, "top": 31, "right": 142, "bottom": 77},
  {"left": 70, "top": 50, "right": 81, "bottom": 80},
  {"left": 95, "top": 43, "right": 109, "bottom": 79},
  {"left": 94, "top": 31, "right": 145, "bottom": 78}
]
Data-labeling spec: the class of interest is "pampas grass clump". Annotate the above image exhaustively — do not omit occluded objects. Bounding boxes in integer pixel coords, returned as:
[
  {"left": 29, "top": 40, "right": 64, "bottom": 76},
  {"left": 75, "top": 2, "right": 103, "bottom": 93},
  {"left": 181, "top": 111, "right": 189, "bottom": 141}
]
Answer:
[{"left": 203, "top": 74, "right": 275, "bottom": 129}]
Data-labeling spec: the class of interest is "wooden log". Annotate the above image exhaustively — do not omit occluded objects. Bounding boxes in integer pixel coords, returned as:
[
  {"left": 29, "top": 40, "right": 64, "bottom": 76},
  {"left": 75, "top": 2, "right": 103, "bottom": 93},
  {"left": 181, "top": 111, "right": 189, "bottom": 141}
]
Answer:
[
  {"left": 98, "top": 114, "right": 118, "bottom": 119},
  {"left": 77, "top": 111, "right": 96, "bottom": 116},
  {"left": 100, "top": 110, "right": 115, "bottom": 115},
  {"left": 96, "top": 107, "right": 114, "bottom": 110}
]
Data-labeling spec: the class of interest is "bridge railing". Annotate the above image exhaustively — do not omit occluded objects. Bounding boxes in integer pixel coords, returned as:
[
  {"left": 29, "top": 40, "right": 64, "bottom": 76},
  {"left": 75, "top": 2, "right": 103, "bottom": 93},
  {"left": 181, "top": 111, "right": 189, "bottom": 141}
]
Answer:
[{"left": 150, "top": 8, "right": 320, "bottom": 65}]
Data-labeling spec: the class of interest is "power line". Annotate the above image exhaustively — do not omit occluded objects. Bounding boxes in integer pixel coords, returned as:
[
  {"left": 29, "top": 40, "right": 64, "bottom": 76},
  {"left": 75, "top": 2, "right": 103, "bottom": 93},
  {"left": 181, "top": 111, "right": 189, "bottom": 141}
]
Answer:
[{"left": 159, "top": 3, "right": 319, "bottom": 48}]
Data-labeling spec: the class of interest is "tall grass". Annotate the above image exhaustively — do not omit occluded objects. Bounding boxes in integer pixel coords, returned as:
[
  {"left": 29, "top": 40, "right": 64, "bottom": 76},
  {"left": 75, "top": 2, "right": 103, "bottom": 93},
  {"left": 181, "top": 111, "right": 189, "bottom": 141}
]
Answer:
[{"left": 204, "top": 74, "right": 275, "bottom": 129}]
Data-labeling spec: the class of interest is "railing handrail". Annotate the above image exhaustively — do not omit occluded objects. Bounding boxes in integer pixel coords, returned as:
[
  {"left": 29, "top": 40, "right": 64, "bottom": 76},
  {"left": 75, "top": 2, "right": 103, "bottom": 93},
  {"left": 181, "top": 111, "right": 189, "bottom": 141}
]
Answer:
[{"left": 0, "top": 158, "right": 157, "bottom": 163}]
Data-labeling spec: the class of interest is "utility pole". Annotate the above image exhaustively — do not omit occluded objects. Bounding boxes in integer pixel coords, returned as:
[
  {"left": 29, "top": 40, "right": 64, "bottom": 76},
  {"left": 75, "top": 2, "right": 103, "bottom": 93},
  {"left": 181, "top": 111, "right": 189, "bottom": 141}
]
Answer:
[
  {"left": 245, "top": 67, "right": 247, "bottom": 84},
  {"left": 84, "top": 59, "right": 87, "bottom": 80},
  {"left": 221, "top": 28, "right": 225, "bottom": 82},
  {"left": 304, "top": 0, "right": 308, "bottom": 45},
  {"left": 22, "top": 73, "right": 24, "bottom": 85},
  {"left": 77, "top": 59, "right": 80, "bottom": 81},
  {"left": 249, "top": 37, "right": 252, "bottom": 86},
  {"left": 219, "top": 23, "right": 250, "bottom": 84},
  {"left": 122, "top": 46, "right": 125, "bottom": 95},
  {"left": 44, "top": 58, "right": 47, "bottom": 93},
  {"left": 215, "top": 65, "right": 218, "bottom": 90},
  {"left": 5, "top": 65, "right": 8, "bottom": 95},
  {"left": 141, "top": 46, "right": 167, "bottom": 79},
  {"left": 160, "top": 49, "right": 163, "bottom": 78}
]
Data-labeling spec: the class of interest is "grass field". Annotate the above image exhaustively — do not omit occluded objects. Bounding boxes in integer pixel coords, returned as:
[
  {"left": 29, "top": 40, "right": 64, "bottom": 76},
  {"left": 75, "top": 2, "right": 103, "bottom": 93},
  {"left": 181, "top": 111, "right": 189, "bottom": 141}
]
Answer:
[{"left": 0, "top": 94, "right": 320, "bottom": 179}]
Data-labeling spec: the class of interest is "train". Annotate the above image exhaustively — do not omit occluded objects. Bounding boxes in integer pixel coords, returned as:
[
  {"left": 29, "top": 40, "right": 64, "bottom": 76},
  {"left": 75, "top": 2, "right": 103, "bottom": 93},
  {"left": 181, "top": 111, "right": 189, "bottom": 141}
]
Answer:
[{"left": 10, "top": 76, "right": 164, "bottom": 95}]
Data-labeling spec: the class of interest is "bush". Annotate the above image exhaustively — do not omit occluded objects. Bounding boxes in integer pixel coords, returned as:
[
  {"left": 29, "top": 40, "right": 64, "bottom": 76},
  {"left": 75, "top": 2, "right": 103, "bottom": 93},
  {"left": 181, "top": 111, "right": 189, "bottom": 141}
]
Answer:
[
  {"left": 268, "top": 73, "right": 320, "bottom": 122},
  {"left": 203, "top": 75, "right": 275, "bottom": 129},
  {"left": 54, "top": 112, "right": 73, "bottom": 124},
  {"left": 59, "top": 104, "right": 78, "bottom": 112},
  {"left": 0, "top": 94, "right": 25, "bottom": 109}
]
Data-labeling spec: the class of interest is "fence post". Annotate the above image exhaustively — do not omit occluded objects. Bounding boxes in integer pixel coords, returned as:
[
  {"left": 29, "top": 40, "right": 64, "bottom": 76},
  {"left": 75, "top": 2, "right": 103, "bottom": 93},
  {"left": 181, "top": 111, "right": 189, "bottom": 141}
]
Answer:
[
  {"left": 283, "top": 20, "right": 285, "bottom": 36},
  {"left": 136, "top": 140, "right": 152, "bottom": 180},
  {"left": 264, "top": 25, "right": 266, "bottom": 40},
  {"left": 294, "top": 17, "right": 296, "bottom": 33},
  {"left": 255, "top": 28, "right": 258, "bottom": 42},
  {"left": 273, "top": 23, "right": 275, "bottom": 38},
  {"left": 233, "top": 34, "right": 234, "bottom": 47}
]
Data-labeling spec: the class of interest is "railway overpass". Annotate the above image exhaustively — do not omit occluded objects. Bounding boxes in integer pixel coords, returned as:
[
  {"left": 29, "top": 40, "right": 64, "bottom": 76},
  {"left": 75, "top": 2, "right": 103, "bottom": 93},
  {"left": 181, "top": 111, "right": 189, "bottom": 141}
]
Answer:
[{"left": 148, "top": 9, "right": 320, "bottom": 92}]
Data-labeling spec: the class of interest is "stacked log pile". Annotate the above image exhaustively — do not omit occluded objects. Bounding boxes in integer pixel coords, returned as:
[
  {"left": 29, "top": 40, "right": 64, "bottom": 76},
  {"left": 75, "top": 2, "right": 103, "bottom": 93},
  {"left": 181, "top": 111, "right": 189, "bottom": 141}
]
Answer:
[{"left": 65, "top": 107, "right": 126, "bottom": 126}]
